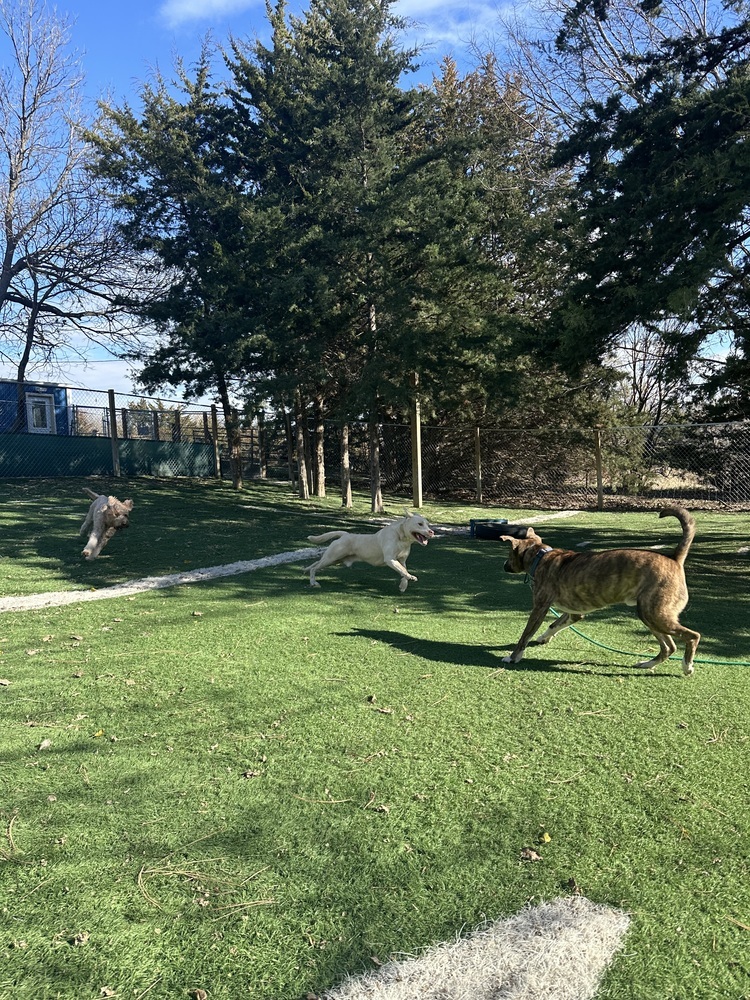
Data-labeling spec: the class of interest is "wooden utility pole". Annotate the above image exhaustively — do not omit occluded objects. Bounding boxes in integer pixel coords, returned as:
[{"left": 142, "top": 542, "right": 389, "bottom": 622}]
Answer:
[
  {"left": 594, "top": 426, "right": 604, "bottom": 511},
  {"left": 410, "top": 373, "right": 423, "bottom": 509},
  {"left": 474, "top": 426, "right": 482, "bottom": 503},
  {"left": 107, "top": 389, "right": 120, "bottom": 477}
]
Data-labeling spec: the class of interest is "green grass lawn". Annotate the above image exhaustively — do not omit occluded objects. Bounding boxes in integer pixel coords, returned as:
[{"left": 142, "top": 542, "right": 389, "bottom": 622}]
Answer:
[{"left": 1, "top": 478, "right": 749, "bottom": 999}]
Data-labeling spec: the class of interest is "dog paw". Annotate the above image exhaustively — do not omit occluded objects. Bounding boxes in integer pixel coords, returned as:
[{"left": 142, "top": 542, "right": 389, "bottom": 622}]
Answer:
[
  {"left": 399, "top": 579, "right": 409, "bottom": 592},
  {"left": 635, "top": 658, "right": 659, "bottom": 671},
  {"left": 309, "top": 581, "right": 321, "bottom": 588},
  {"left": 682, "top": 660, "right": 695, "bottom": 676}
]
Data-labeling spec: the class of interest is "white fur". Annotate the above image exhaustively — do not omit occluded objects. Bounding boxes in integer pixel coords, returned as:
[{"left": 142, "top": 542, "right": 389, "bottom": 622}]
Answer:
[
  {"left": 79, "top": 488, "right": 133, "bottom": 560},
  {"left": 305, "top": 510, "right": 435, "bottom": 591}
]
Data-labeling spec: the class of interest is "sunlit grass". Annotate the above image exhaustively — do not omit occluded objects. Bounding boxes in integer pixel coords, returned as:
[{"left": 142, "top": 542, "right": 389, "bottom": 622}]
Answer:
[{"left": 1, "top": 478, "right": 749, "bottom": 999}]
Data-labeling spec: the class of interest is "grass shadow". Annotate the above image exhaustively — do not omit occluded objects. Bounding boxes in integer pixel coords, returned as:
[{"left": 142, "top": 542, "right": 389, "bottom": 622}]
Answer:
[{"left": 337, "top": 627, "right": 677, "bottom": 678}]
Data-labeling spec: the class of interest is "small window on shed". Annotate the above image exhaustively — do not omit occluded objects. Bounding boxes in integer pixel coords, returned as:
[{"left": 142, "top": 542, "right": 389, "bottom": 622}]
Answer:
[{"left": 26, "top": 393, "right": 56, "bottom": 434}]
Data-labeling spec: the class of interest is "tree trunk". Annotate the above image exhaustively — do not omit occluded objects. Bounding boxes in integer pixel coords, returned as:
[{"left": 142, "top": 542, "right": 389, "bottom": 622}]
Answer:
[
  {"left": 294, "top": 389, "right": 310, "bottom": 500},
  {"left": 217, "top": 372, "right": 243, "bottom": 490},
  {"left": 313, "top": 395, "right": 325, "bottom": 497},
  {"left": 341, "top": 422, "right": 353, "bottom": 508},
  {"left": 369, "top": 411, "right": 383, "bottom": 513},
  {"left": 282, "top": 405, "right": 296, "bottom": 486},
  {"left": 302, "top": 403, "right": 313, "bottom": 495},
  {"left": 12, "top": 301, "right": 41, "bottom": 432}
]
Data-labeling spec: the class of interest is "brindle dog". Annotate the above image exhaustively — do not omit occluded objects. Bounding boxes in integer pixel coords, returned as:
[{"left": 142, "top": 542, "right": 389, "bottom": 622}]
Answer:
[{"left": 499, "top": 507, "right": 700, "bottom": 675}]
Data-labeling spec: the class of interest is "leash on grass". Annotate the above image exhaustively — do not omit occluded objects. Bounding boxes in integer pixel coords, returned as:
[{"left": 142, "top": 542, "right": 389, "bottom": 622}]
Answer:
[{"left": 522, "top": 577, "right": 749, "bottom": 667}]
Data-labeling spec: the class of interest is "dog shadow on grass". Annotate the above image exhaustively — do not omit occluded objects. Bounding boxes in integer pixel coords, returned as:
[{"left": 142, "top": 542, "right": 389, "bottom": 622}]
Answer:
[{"left": 339, "top": 628, "right": 673, "bottom": 677}]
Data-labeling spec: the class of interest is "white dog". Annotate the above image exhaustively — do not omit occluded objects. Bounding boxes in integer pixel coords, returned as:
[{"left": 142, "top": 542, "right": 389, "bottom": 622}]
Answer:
[
  {"left": 305, "top": 510, "right": 435, "bottom": 591},
  {"left": 80, "top": 488, "right": 134, "bottom": 560}
]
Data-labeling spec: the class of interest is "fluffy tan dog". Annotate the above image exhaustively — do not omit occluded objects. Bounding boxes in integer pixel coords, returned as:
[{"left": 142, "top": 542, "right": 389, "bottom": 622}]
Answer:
[
  {"left": 500, "top": 506, "right": 700, "bottom": 674},
  {"left": 305, "top": 510, "right": 435, "bottom": 591},
  {"left": 80, "top": 488, "right": 134, "bottom": 560}
]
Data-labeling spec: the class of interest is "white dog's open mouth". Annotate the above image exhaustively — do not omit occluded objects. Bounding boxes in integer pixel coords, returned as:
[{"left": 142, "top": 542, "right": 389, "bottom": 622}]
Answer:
[{"left": 413, "top": 532, "right": 431, "bottom": 545}]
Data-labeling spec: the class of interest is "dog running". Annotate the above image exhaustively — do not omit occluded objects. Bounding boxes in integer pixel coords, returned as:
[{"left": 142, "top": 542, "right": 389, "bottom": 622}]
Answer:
[
  {"left": 305, "top": 509, "right": 435, "bottom": 591},
  {"left": 80, "top": 488, "right": 134, "bottom": 560},
  {"left": 499, "top": 506, "right": 700, "bottom": 674}
]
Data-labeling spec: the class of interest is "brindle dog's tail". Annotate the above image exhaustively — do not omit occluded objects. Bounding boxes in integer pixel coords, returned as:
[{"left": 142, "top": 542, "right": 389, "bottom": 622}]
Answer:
[{"left": 659, "top": 506, "right": 696, "bottom": 567}]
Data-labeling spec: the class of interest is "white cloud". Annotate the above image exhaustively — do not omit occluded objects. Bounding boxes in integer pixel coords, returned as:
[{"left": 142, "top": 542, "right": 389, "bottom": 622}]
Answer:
[
  {"left": 396, "top": 0, "right": 504, "bottom": 64},
  {"left": 159, "top": 0, "right": 258, "bottom": 29}
]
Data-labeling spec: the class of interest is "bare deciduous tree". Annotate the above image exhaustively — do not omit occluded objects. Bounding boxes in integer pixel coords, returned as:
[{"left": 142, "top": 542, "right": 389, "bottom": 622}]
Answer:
[
  {"left": 0, "top": 0, "right": 145, "bottom": 427},
  {"left": 499, "top": 0, "right": 725, "bottom": 134}
]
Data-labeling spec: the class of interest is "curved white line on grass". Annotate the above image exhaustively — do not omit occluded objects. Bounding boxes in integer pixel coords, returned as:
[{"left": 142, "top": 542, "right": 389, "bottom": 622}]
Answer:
[
  {"left": 524, "top": 510, "right": 582, "bottom": 523},
  {"left": 0, "top": 512, "right": 585, "bottom": 614},
  {"left": 0, "top": 548, "right": 321, "bottom": 614},
  {"left": 322, "top": 896, "right": 630, "bottom": 1000}
]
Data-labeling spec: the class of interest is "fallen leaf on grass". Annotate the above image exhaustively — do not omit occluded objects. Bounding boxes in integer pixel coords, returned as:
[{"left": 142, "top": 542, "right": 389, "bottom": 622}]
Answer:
[
  {"left": 241, "top": 770, "right": 261, "bottom": 779},
  {"left": 37, "top": 739, "right": 52, "bottom": 751},
  {"left": 70, "top": 635, "right": 83, "bottom": 641},
  {"left": 539, "top": 831, "right": 552, "bottom": 844},
  {"left": 68, "top": 931, "right": 90, "bottom": 946},
  {"left": 42, "top": 635, "right": 53, "bottom": 642},
  {"left": 91, "top": 729, "right": 105, "bottom": 738},
  {"left": 192, "top": 611, "right": 204, "bottom": 618},
  {"left": 99, "top": 989, "right": 117, "bottom": 998},
  {"left": 190, "top": 991, "right": 208, "bottom": 1000},
  {"left": 26, "top": 649, "right": 41, "bottom": 656},
  {"left": 0, "top": 679, "right": 10, "bottom": 687},
  {"left": 520, "top": 847, "right": 543, "bottom": 862}
]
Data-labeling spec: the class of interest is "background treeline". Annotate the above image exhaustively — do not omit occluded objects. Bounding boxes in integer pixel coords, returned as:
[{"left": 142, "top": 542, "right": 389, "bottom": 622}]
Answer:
[{"left": 2, "top": 0, "right": 749, "bottom": 503}]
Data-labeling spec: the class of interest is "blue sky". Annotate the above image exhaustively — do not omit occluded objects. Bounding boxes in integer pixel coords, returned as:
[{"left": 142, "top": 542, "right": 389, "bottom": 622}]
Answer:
[
  {"left": 2, "top": 0, "right": 505, "bottom": 400},
  {"left": 70, "top": 0, "right": 498, "bottom": 106},
  {"left": 70, "top": 0, "right": 499, "bottom": 104}
]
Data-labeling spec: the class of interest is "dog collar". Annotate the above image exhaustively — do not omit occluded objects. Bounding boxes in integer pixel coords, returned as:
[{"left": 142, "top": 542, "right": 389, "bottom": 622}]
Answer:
[{"left": 527, "top": 546, "right": 553, "bottom": 581}]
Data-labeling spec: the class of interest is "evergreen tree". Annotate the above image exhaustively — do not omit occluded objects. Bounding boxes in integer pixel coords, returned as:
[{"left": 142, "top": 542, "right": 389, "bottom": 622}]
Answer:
[
  {"left": 545, "top": 6, "right": 750, "bottom": 413},
  {"left": 227, "top": 0, "right": 498, "bottom": 508},
  {"left": 92, "top": 51, "right": 274, "bottom": 488}
]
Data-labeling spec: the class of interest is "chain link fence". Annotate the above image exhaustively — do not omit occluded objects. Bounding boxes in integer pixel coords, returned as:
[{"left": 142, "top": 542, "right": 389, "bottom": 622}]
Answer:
[
  {"left": 263, "top": 418, "right": 750, "bottom": 509},
  {"left": 2, "top": 378, "right": 749, "bottom": 508},
  {"left": 0, "top": 381, "right": 218, "bottom": 478}
]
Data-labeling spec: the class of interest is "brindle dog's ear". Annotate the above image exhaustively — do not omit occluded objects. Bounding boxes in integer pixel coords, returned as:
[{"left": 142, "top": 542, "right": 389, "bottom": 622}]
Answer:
[{"left": 497, "top": 525, "right": 532, "bottom": 540}]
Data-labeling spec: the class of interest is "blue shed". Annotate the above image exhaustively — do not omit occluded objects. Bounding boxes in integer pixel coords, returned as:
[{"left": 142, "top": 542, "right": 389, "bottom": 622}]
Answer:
[{"left": 0, "top": 379, "right": 71, "bottom": 435}]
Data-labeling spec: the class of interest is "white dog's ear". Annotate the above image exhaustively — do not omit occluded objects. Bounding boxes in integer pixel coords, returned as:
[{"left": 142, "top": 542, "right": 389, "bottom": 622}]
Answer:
[{"left": 402, "top": 507, "right": 412, "bottom": 517}]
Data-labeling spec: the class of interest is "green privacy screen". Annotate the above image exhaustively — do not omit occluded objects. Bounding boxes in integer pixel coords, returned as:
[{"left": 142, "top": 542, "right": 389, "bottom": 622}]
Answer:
[{"left": 0, "top": 433, "right": 215, "bottom": 478}]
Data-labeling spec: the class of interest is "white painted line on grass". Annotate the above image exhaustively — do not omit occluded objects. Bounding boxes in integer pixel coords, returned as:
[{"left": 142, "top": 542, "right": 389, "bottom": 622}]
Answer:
[
  {"left": 322, "top": 896, "right": 630, "bottom": 1000},
  {"left": 0, "top": 513, "right": 585, "bottom": 614},
  {"left": 0, "top": 547, "right": 321, "bottom": 614},
  {"left": 523, "top": 509, "right": 582, "bottom": 523}
]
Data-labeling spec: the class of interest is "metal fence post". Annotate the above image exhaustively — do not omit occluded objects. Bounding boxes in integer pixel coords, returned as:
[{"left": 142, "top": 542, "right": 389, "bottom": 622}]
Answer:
[
  {"left": 594, "top": 426, "right": 604, "bottom": 511},
  {"left": 107, "top": 389, "right": 121, "bottom": 478},
  {"left": 210, "top": 405, "right": 221, "bottom": 479},
  {"left": 410, "top": 374, "right": 423, "bottom": 508}
]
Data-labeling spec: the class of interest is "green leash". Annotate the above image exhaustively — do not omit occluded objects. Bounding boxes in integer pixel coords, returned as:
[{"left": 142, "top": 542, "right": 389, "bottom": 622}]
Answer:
[{"left": 545, "top": 605, "right": 749, "bottom": 667}]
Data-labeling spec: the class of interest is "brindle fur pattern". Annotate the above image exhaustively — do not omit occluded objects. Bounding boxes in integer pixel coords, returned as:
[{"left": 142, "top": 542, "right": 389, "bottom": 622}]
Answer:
[{"left": 500, "top": 506, "right": 700, "bottom": 675}]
